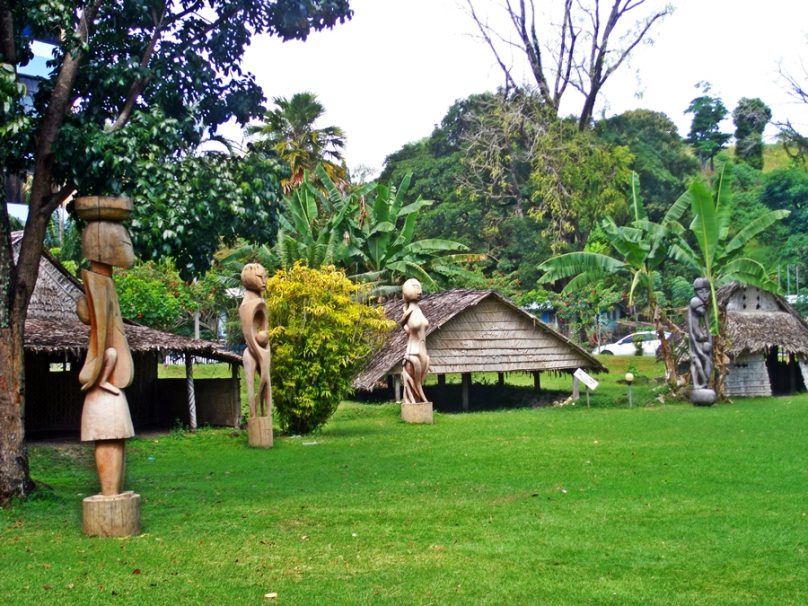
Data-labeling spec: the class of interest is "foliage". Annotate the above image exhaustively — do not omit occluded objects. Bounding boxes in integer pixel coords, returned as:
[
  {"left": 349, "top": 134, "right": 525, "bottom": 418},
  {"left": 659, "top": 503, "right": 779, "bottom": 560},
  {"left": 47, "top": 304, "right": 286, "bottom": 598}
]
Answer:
[
  {"left": 114, "top": 260, "right": 196, "bottom": 332},
  {"left": 732, "top": 97, "right": 771, "bottom": 169},
  {"left": 58, "top": 109, "right": 285, "bottom": 279},
  {"left": 685, "top": 85, "right": 731, "bottom": 170},
  {"left": 595, "top": 109, "right": 700, "bottom": 220},
  {"left": 552, "top": 283, "right": 623, "bottom": 346},
  {"left": 247, "top": 91, "right": 347, "bottom": 189},
  {"left": 265, "top": 264, "right": 394, "bottom": 434},
  {"left": 538, "top": 173, "right": 691, "bottom": 382},
  {"left": 459, "top": 90, "right": 632, "bottom": 255},
  {"left": 670, "top": 166, "right": 790, "bottom": 331},
  {"left": 274, "top": 165, "right": 361, "bottom": 269},
  {"left": 759, "top": 166, "right": 808, "bottom": 265},
  {"left": 345, "top": 173, "right": 469, "bottom": 293}
]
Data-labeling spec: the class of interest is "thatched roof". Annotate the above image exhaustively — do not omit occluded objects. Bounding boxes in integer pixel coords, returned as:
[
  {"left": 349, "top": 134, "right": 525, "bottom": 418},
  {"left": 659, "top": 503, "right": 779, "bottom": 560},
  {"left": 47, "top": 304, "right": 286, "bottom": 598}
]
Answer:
[
  {"left": 13, "top": 231, "right": 241, "bottom": 364},
  {"left": 717, "top": 283, "right": 808, "bottom": 356},
  {"left": 353, "top": 289, "right": 604, "bottom": 391},
  {"left": 25, "top": 317, "right": 242, "bottom": 363}
]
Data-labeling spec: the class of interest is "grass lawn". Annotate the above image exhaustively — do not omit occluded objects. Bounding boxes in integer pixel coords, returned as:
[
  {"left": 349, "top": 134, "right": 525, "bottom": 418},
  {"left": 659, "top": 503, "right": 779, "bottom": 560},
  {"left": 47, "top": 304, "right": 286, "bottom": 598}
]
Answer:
[{"left": 3, "top": 357, "right": 808, "bottom": 605}]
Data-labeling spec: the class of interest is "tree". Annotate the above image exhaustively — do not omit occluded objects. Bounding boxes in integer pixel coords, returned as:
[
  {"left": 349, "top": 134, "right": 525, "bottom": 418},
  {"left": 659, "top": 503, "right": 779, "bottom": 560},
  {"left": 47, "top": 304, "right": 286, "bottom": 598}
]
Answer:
[
  {"left": 685, "top": 85, "right": 731, "bottom": 171},
  {"left": 0, "top": 0, "right": 353, "bottom": 505},
  {"left": 537, "top": 173, "right": 690, "bottom": 384},
  {"left": 265, "top": 263, "right": 393, "bottom": 434},
  {"left": 465, "top": 0, "right": 671, "bottom": 129},
  {"left": 595, "top": 109, "right": 699, "bottom": 219},
  {"left": 247, "top": 92, "right": 347, "bottom": 190},
  {"left": 459, "top": 90, "right": 632, "bottom": 255},
  {"left": 732, "top": 97, "right": 771, "bottom": 170}
]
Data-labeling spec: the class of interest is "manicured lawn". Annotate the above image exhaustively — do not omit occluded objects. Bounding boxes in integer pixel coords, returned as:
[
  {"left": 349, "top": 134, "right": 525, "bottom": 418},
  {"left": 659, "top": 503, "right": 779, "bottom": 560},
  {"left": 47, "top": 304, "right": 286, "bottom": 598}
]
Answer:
[{"left": 3, "top": 361, "right": 807, "bottom": 604}]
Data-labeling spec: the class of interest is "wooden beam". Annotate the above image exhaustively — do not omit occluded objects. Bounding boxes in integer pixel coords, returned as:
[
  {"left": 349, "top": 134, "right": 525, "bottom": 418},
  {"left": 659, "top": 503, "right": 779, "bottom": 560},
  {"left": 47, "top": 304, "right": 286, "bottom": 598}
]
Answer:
[
  {"left": 533, "top": 371, "right": 541, "bottom": 392},
  {"left": 498, "top": 372, "right": 505, "bottom": 387},
  {"left": 185, "top": 353, "right": 197, "bottom": 431},
  {"left": 462, "top": 372, "right": 471, "bottom": 411},
  {"left": 393, "top": 374, "right": 402, "bottom": 403},
  {"left": 231, "top": 363, "right": 240, "bottom": 428}
]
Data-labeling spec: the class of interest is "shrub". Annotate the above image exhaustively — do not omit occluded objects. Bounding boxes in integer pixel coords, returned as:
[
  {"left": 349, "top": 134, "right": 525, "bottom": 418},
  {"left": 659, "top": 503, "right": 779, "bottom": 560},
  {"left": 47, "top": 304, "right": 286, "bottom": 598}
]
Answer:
[
  {"left": 114, "top": 260, "right": 196, "bottom": 331},
  {"left": 266, "top": 263, "right": 394, "bottom": 434}
]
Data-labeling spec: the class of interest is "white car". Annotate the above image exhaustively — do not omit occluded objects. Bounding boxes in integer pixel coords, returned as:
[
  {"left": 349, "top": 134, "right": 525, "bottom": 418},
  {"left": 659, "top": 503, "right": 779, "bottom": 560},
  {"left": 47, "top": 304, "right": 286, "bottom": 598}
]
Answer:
[{"left": 592, "top": 331, "right": 669, "bottom": 356}]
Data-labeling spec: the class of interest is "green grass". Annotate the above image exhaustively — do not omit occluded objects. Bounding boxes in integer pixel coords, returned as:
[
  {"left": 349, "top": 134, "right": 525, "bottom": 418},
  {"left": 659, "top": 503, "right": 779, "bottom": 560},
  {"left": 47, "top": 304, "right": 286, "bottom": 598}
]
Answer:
[{"left": 3, "top": 359, "right": 808, "bottom": 605}]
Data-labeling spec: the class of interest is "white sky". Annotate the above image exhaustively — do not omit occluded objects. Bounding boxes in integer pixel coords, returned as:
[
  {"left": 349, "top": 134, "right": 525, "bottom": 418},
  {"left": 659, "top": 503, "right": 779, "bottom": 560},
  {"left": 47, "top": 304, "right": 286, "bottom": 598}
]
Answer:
[{"left": 234, "top": 0, "right": 808, "bottom": 178}]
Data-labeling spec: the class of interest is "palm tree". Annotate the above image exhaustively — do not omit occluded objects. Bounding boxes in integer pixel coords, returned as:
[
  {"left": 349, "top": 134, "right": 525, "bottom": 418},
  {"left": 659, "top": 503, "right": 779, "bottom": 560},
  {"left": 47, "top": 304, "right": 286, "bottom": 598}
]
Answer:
[
  {"left": 247, "top": 92, "right": 347, "bottom": 190},
  {"left": 538, "top": 173, "right": 690, "bottom": 384}
]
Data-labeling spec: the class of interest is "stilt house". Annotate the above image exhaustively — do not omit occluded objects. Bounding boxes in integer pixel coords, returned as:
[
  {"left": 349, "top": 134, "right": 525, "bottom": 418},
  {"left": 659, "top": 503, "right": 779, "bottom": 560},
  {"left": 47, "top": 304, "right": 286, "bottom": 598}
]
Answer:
[
  {"left": 718, "top": 283, "right": 808, "bottom": 397},
  {"left": 353, "top": 289, "right": 604, "bottom": 409}
]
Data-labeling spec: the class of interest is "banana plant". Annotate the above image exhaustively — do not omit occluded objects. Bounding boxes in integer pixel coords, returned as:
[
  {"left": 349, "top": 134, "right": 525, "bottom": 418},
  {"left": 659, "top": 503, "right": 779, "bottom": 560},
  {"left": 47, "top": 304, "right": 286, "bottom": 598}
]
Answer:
[
  {"left": 345, "top": 173, "right": 469, "bottom": 294},
  {"left": 538, "top": 172, "right": 690, "bottom": 383},
  {"left": 669, "top": 166, "right": 790, "bottom": 333},
  {"left": 275, "top": 164, "right": 373, "bottom": 269}
]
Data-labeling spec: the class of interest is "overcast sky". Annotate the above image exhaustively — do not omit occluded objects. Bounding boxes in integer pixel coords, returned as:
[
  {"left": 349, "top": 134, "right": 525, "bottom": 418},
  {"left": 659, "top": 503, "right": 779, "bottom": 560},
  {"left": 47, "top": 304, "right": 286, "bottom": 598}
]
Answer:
[{"left": 234, "top": 0, "right": 808, "bottom": 178}]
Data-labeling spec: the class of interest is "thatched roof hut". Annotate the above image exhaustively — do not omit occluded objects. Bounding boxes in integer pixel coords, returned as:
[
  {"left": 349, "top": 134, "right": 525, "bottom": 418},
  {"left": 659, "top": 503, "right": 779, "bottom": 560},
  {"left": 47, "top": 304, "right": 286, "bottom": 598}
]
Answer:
[
  {"left": 717, "top": 283, "right": 808, "bottom": 396},
  {"left": 354, "top": 289, "right": 604, "bottom": 408},
  {"left": 12, "top": 231, "right": 242, "bottom": 434}
]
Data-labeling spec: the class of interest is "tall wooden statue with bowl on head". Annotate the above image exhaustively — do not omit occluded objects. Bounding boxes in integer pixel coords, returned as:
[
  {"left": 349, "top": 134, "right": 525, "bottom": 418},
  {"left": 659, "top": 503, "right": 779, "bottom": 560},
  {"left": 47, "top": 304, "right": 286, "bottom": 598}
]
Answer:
[
  {"left": 240, "top": 263, "right": 273, "bottom": 447},
  {"left": 75, "top": 196, "right": 140, "bottom": 537},
  {"left": 400, "top": 278, "right": 433, "bottom": 424}
]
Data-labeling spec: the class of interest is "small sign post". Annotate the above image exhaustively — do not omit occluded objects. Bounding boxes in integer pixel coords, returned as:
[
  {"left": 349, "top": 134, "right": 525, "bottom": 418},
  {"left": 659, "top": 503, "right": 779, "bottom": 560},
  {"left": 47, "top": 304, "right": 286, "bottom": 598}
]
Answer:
[{"left": 573, "top": 368, "right": 599, "bottom": 408}]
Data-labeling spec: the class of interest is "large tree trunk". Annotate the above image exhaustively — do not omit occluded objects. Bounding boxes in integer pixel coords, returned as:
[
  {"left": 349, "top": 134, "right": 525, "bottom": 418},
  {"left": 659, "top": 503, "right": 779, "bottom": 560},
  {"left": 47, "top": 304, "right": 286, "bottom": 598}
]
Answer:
[{"left": 0, "top": 321, "right": 33, "bottom": 505}]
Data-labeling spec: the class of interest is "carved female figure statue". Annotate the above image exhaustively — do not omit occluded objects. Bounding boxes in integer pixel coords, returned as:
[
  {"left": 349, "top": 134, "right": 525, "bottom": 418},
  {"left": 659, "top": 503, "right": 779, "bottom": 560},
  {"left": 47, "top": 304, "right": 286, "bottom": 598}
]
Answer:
[
  {"left": 239, "top": 263, "right": 271, "bottom": 419},
  {"left": 75, "top": 196, "right": 136, "bottom": 497},
  {"left": 688, "top": 277, "right": 714, "bottom": 391},
  {"left": 400, "top": 278, "right": 430, "bottom": 404}
]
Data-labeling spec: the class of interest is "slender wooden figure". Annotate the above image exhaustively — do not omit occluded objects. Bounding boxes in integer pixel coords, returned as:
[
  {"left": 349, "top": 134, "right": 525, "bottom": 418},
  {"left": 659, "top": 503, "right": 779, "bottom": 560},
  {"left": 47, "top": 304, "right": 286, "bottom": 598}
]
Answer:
[
  {"left": 239, "top": 263, "right": 273, "bottom": 446},
  {"left": 688, "top": 277, "right": 716, "bottom": 405}
]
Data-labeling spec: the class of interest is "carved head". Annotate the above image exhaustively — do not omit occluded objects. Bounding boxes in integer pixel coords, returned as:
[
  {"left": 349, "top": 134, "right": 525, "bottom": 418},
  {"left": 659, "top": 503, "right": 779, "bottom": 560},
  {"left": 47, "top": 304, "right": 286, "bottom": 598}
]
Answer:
[
  {"left": 693, "top": 277, "right": 710, "bottom": 301},
  {"left": 402, "top": 278, "right": 422, "bottom": 303},
  {"left": 241, "top": 263, "right": 267, "bottom": 293}
]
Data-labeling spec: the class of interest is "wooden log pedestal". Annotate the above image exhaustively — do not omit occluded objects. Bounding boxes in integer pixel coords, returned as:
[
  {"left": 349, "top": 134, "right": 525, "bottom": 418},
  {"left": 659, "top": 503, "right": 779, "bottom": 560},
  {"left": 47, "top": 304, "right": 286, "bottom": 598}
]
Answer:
[
  {"left": 401, "top": 401, "right": 433, "bottom": 424},
  {"left": 247, "top": 416, "right": 273, "bottom": 448},
  {"left": 82, "top": 491, "right": 141, "bottom": 537}
]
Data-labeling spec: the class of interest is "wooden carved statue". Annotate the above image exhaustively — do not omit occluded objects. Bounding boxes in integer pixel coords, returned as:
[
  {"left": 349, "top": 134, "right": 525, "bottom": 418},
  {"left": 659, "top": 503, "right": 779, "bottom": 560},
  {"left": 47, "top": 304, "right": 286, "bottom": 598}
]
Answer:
[
  {"left": 239, "top": 263, "right": 272, "bottom": 419},
  {"left": 400, "top": 278, "right": 430, "bottom": 404},
  {"left": 688, "top": 277, "right": 716, "bottom": 404},
  {"left": 75, "top": 196, "right": 136, "bottom": 498}
]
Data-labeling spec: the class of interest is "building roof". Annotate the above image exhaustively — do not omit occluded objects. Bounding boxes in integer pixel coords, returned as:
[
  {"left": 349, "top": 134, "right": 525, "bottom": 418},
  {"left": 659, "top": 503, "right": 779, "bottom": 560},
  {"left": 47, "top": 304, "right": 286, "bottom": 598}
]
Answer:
[
  {"left": 717, "top": 283, "right": 808, "bottom": 357},
  {"left": 353, "top": 289, "right": 604, "bottom": 391},
  {"left": 12, "top": 231, "right": 241, "bottom": 364}
]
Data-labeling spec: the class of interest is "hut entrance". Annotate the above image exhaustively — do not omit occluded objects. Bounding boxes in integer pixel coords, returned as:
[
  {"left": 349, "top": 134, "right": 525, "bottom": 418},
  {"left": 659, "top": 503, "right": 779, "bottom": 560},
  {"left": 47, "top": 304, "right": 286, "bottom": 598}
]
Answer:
[{"left": 765, "top": 347, "right": 806, "bottom": 395}]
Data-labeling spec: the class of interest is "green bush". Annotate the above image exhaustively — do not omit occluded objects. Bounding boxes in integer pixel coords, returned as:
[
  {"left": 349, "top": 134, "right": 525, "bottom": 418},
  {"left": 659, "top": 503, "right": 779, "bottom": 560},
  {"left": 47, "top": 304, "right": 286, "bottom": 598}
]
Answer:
[
  {"left": 114, "top": 259, "right": 196, "bottom": 331},
  {"left": 266, "top": 263, "right": 394, "bottom": 434}
]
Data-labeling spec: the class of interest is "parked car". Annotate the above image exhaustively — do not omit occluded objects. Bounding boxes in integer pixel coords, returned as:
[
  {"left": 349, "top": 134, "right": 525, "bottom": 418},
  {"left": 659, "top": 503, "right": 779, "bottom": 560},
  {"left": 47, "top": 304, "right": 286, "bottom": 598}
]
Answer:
[{"left": 592, "top": 331, "right": 670, "bottom": 356}]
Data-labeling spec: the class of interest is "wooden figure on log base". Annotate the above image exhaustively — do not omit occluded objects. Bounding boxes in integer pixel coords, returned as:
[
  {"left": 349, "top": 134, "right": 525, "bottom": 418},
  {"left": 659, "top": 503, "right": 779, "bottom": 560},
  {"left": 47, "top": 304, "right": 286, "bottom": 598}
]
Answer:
[
  {"left": 688, "top": 277, "right": 716, "bottom": 406},
  {"left": 400, "top": 278, "right": 433, "bottom": 423},
  {"left": 74, "top": 196, "right": 140, "bottom": 537},
  {"left": 240, "top": 263, "right": 273, "bottom": 447}
]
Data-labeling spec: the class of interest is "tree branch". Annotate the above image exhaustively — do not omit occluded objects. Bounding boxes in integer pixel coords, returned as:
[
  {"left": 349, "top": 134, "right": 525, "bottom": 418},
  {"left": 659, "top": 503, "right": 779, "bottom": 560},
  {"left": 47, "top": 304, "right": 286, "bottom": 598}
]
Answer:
[
  {"left": 108, "top": 5, "right": 166, "bottom": 132},
  {"left": 465, "top": 0, "right": 518, "bottom": 93}
]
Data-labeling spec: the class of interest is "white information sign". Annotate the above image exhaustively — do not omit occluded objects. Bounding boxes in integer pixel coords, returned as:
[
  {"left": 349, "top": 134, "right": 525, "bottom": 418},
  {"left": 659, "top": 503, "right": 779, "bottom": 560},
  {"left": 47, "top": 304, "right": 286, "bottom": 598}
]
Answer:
[{"left": 573, "top": 368, "right": 599, "bottom": 391}]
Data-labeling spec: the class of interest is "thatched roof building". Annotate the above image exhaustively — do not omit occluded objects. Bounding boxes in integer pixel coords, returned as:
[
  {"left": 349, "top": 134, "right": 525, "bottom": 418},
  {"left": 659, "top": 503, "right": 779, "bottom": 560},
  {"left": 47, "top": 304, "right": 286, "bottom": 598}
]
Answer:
[
  {"left": 717, "top": 283, "right": 808, "bottom": 396},
  {"left": 12, "top": 232, "right": 242, "bottom": 434},
  {"left": 354, "top": 289, "right": 604, "bottom": 408}
]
